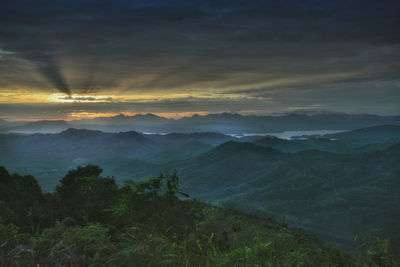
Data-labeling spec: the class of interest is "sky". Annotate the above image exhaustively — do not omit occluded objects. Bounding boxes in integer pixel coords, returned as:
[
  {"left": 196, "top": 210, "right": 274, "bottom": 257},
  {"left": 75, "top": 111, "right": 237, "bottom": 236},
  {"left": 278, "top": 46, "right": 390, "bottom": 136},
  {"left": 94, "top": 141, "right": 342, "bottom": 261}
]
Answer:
[{"left": 0, "top": 0, "right": 399, "bottom": 120}]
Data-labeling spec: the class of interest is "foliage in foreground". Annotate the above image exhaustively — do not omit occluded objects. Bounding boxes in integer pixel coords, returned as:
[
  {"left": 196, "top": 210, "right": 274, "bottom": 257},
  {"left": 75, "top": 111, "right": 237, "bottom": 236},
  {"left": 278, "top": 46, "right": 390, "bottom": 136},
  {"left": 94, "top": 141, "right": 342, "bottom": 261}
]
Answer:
[{"left": 0, "top": 165, "right": 397, "bottom": 266}]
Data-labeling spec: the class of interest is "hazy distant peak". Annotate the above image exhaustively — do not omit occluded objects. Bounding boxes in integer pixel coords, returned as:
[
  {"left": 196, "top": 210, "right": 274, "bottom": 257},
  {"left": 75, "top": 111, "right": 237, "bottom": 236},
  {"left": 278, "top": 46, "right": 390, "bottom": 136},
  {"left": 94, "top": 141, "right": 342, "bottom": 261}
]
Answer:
[
  {"left": 207, "top": 112, "right": 241, "bottom": 118},
  {"left": 284, "top": 109, "right": 345, "bottom": 116},
  {"left": 59, "top": 128, "right": 105, "bottom": 136},
  {"left": 112, "top": 113, "right": 160, "bottom": 118},
  {"left": 325, "top": 124, "right": 400, "bottom": 140},
  {"left": 135, "top": 113, "right": 162, "bottom": 118},
  {"left": 113, "top": 114, "right": 127, "bottom": 118},
  {"left": 25, "top": 120, "right": 70, "bottom": 126}
]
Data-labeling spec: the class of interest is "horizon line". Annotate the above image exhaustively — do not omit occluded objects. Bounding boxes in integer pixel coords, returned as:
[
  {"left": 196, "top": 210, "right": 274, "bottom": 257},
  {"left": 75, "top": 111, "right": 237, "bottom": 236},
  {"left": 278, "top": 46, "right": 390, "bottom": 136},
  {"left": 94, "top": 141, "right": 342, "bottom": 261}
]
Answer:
[{"left": 1, "top": 110, "right": 399, "bottom": 123}]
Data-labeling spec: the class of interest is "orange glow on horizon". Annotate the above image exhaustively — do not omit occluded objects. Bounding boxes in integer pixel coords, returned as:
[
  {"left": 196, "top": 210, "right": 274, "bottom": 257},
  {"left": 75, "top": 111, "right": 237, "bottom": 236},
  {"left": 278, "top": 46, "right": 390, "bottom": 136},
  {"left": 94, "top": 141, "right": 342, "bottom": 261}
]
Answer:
[
  {"left": 0, "top": 112, "right": 212, "bottom": 122},
  {"left": 0, "top": 90, "right": 252, "bottom": 104},
  {"left": 66, "top": 111, "right": 211, "bottom": 120},
  {"left": 0, "top": 90, "right": 257, "bottom": 121}
]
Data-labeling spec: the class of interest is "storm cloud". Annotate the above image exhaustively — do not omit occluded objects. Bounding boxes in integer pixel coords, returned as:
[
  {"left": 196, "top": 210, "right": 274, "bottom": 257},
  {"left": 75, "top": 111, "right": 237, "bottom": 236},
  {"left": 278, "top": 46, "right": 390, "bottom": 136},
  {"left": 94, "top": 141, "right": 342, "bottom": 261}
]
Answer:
[{"left": 0, "top": 0, "right": 399, "bottom": 118}]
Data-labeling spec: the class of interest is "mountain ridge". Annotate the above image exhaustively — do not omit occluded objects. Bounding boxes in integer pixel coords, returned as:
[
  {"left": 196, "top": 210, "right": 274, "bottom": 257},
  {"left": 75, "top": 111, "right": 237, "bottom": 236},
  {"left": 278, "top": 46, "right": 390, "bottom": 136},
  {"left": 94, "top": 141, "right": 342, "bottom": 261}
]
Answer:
[{"left": 2, "top": 112, "right": 399, "bottom": 134}]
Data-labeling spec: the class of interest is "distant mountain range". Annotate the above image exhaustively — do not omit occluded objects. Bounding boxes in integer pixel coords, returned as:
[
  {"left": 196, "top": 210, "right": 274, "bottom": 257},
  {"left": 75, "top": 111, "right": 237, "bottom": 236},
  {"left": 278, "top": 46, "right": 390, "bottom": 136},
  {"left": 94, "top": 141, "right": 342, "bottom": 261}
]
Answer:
[
  {"left": 254, "top": 125, "right": 400, "bottom": 153},
  {"left": 325, "top": 124, "right": 400, "bottom": 140},
  {"left": 1, "top": 112, "right": 399, "bottom": 134},
  {"left": 1, "top": 124, "right": 399, "bottom": 186}
]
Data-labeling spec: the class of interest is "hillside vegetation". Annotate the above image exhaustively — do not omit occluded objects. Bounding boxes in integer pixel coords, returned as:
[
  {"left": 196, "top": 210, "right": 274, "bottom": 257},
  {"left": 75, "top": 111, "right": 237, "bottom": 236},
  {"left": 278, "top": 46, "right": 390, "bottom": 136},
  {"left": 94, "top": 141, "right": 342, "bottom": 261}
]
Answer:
[
  {"left": 4, "top": 166, "right": 392, "bottom": 266},
  {"left": 157, "top": 142, "right": 400, "bottom": 253}
]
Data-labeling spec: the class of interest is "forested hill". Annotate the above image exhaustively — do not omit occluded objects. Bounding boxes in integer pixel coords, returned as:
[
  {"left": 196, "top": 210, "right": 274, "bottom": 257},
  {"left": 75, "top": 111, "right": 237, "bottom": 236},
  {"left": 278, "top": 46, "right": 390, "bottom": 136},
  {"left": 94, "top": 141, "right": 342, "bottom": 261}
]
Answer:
[
  {"left": 0, "top": 166, "right": 360, "bottom": 266},
  {"left": 0, "top": 166, "right": 397, "bottom": 266},
  {"left": 155, "top": 142, "right": 400, "bottom": 253}
]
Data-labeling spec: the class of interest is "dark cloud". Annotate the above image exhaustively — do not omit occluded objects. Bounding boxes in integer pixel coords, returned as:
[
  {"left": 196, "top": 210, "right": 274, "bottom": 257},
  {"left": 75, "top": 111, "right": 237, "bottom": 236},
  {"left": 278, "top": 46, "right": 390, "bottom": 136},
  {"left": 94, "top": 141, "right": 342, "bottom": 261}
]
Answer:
[
  {"left": 0, "top": 0, "right": 399, "bottom": 117},
  {"left": 31, "top": 49, "right": 71, "bottom": 96}
]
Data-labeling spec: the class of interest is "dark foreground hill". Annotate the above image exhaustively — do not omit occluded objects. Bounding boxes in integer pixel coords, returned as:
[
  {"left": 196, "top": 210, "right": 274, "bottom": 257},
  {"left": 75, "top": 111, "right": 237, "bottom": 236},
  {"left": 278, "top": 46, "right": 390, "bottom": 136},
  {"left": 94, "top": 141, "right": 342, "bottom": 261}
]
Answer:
[{"left": 4, "top": 166, "right": 391, "bottom": 266}]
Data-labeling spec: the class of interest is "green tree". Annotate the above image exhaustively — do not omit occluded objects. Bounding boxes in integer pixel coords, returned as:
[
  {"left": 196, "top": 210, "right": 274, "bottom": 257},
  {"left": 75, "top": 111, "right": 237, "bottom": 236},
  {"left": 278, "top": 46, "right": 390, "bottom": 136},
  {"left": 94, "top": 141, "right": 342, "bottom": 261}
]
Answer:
[
  {"left": 55, "top": 165, "right": 119, "bottom": 224},
  {"left": 0, "top": 166, "right": 45, "bottom": 233}
]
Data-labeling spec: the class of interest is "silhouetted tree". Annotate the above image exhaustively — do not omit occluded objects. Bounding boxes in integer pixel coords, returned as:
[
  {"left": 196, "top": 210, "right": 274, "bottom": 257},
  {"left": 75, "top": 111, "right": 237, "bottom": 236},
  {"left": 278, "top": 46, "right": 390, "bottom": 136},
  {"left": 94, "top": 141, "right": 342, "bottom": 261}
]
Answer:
[{"left": 55, "top": 165, "right": 119, "bottom": 224}]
